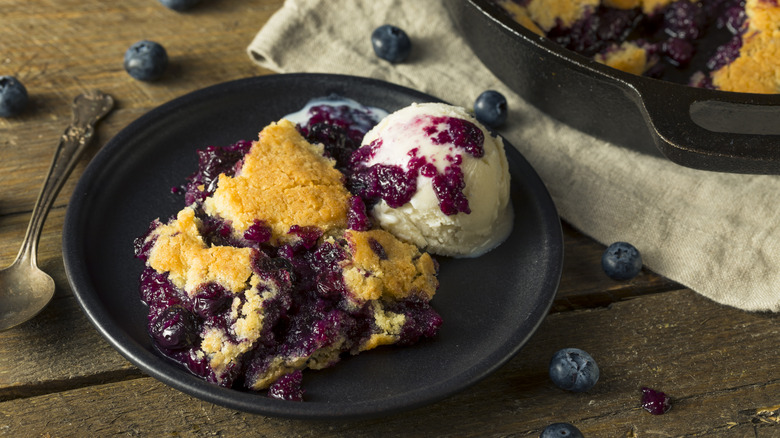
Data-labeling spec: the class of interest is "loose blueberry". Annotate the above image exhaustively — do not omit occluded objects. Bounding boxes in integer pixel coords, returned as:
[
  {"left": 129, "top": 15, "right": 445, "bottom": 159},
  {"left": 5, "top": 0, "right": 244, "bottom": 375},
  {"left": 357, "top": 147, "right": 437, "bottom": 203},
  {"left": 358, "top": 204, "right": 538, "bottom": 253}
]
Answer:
[
  {"left": 540, "top": 423, "right": 584, "bottom": 438},
  {"left": 473, "top": 90, "right": 508, "bottom": 128},
  {"left": 371, "top": 25, "right": 412, "bottom": 63},
  {"left": 124, "top": 40, "right": 168, "bottom": 81},
  {"left": 601, "top": 241, "right": 643, "bottom": 280},
  {"left": 0, "top": 76, "right": 29, "bottom": 118},
  {"left": 158, "top": 0, "right": 201, "bottom": 11},
  {"left": 641, "top": 386, "right": 671, "bottom": 415},
  {"left": 549, "top": 348, "right": 600, "bottom": 392}
]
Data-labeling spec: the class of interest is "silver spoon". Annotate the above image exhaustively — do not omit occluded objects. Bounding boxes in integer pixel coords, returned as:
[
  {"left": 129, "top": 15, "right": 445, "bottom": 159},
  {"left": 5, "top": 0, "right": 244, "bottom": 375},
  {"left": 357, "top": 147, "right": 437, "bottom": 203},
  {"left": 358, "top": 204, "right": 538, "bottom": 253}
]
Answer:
[{"left": 0, "top": 90, "right": 114, "bottom": 331}]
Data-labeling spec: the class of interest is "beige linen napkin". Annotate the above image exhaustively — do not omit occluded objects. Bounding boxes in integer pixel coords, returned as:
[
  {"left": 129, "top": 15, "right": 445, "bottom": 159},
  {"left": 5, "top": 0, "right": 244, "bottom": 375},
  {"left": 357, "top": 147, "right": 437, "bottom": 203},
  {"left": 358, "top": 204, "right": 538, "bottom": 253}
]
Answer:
[{"left": 248, "top": 0, "right": 780, "bottom": 312}]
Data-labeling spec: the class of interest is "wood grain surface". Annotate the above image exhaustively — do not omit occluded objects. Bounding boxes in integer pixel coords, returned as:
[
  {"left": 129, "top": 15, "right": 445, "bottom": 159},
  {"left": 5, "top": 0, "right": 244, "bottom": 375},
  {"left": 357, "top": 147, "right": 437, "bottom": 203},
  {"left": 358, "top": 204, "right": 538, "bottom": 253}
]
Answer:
[{"left": 1, "top": 1, "right": 778, "bottom": 437}]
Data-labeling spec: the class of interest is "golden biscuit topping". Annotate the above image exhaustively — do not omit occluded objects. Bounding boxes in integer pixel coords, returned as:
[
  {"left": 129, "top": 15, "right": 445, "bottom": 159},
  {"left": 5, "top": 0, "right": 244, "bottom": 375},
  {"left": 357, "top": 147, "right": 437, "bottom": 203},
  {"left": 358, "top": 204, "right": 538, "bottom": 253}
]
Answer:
[
  {"left": 595, "top": 42, "right": 650, "bottom": 75},
  {"left": 147, "top": 207, "right": 254, "bottom": 295},
  {"left": 341, "top": 229, "right": 438, "bottom": 303},
  {"left": 203, "top": 119, "right": 350, "bottom": 244}
]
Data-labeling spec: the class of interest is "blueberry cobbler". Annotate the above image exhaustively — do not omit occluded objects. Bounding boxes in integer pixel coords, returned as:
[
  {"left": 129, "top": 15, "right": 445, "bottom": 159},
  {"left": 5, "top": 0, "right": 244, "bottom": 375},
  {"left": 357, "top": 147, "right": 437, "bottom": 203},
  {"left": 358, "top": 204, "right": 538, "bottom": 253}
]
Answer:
[
  {"left": 133, "top": 101, "right": 445, "bottom": 401},
  {"left": 493, "top": 0, "right": 780, "bottom": 93}
]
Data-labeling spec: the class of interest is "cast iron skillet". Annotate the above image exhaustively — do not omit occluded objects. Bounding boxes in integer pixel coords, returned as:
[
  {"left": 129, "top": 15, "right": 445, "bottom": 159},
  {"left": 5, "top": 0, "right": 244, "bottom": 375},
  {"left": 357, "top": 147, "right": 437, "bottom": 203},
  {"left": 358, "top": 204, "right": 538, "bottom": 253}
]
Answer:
[{"left": 447, "top": 0, "right": 780, "bottom": 174}]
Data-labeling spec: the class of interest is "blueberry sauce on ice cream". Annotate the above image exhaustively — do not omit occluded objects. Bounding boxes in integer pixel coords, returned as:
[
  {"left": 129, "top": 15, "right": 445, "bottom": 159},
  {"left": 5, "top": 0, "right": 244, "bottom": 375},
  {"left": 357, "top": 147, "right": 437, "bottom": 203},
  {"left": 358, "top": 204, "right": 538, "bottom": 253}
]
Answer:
[{"left": 351, "top": 103, "right": 513, "bottom": 258}]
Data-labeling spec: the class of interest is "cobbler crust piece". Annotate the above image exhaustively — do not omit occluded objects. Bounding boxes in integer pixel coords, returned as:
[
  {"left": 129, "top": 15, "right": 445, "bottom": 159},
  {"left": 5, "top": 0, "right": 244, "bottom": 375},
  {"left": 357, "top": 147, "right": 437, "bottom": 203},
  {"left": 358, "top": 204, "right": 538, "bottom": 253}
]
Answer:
[
  {"left": 136, "top": 118, "right": 441, "bottom": 396},
  {"left": 203, "top": 119, "right": 351, "bottom": 244}
]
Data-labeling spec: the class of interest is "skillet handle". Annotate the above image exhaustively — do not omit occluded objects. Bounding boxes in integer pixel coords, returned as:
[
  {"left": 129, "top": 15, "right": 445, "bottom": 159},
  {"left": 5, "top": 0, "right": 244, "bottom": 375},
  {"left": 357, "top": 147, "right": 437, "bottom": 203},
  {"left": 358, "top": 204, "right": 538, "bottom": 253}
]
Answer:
[{"left": 632, "top": 79, "right": 780, "bottom": 174}]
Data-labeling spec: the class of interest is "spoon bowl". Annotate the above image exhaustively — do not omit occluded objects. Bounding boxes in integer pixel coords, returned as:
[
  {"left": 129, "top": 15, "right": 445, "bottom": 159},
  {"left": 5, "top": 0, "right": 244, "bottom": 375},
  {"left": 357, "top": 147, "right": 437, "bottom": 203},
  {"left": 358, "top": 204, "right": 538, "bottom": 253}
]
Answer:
[
  {"left": 0, "top": 258, "right": 56, "bottom": 331},
  {"left": 0, "top": 90, "right": 113, "bottom": 331}
]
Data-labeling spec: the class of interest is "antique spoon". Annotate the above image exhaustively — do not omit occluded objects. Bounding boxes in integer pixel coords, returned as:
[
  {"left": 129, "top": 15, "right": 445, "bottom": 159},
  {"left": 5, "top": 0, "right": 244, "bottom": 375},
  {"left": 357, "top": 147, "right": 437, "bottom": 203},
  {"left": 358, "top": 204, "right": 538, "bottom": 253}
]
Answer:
[{"left": 0, "top": 90, "right": 114, "bottom": 331}]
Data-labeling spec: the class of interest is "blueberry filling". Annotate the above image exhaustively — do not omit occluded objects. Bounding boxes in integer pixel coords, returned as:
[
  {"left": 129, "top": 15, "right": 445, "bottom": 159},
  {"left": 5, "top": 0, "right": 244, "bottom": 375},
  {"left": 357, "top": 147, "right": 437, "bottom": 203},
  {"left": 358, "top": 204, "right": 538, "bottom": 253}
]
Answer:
[
  {"left": 149, "top": 304, "right": 200, "bottom": 350},
  {"left": 347, "top": 196, "right": 372, "bottom": 231}
]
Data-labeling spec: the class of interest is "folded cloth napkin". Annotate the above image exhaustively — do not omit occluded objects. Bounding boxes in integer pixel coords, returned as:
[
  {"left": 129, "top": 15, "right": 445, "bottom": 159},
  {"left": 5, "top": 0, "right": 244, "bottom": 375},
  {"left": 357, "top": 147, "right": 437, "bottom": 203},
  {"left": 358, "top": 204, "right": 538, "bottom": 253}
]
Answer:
[{"left": 248, "top": 0, "right": 780, "bottom": 312}]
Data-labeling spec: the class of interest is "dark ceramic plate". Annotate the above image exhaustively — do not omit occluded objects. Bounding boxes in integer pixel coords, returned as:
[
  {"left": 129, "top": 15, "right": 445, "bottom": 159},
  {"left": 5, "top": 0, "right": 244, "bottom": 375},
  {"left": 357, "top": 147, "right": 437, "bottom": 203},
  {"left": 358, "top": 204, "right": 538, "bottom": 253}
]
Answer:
[{"left": 63, "top": 73, "right": 563, "bottom": 420}]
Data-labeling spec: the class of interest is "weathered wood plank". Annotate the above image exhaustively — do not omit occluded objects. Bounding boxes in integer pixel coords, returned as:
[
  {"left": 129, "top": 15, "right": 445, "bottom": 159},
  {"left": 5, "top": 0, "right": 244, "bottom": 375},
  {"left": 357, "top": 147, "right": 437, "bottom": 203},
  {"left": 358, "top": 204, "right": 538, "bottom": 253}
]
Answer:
[
  {"left": 0, "top": 289, "right": 777, "bottom": 436},
  {"left": 0, "top": 0, "right": 281, "bottom": 215}
]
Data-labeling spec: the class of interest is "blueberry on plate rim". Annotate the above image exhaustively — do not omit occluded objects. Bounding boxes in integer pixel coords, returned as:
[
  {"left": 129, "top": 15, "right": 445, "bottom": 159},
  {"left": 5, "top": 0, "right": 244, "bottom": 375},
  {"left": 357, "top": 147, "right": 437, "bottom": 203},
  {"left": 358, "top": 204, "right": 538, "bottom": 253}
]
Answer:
[
  {"left": 124, "top": 40, "right": 169, "bottom": 82},
  {"left": 601, "top": 241, "right": 643, "bottom": 281},
  {"left": 540, "top": 422, "right": 584, "bottom": 438},
  {"left": 549, "top": 347, "right": 600, "bottom": 392},
  {"left": 473, "top": 90, "right": 508, "bottom": 128},
  {"left": 0, "top": 75, "right": 29, "bottom": 118},
  {"left": 371, "top": 24, "right": 412, "bottom": 63},
  {"left": 158, "top": 0, "right": 201, "bottom": 11}
]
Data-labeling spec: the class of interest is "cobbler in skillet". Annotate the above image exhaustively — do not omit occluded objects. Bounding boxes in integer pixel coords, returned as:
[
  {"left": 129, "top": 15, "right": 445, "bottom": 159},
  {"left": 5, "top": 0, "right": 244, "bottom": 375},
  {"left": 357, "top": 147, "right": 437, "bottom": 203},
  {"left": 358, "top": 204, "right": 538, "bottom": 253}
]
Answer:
[{"left": 493, "top": 0, "right": 780, "bottom": 93}]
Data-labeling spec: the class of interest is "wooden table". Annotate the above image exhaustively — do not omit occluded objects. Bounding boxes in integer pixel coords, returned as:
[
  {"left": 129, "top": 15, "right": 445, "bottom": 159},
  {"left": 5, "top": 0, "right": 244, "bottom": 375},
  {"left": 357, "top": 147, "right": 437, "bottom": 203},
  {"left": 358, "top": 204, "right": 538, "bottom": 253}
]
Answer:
[{"left": 2, "top": 1, "right": 779, "bottom": 436}]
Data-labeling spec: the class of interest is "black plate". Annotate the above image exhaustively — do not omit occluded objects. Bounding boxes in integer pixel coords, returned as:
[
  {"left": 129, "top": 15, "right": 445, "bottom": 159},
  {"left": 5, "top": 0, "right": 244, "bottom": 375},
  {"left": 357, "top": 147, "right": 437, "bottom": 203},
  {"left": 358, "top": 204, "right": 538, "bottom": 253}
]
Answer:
[{"left": 63, "top": 73, "right": 563, "bottom": 420}]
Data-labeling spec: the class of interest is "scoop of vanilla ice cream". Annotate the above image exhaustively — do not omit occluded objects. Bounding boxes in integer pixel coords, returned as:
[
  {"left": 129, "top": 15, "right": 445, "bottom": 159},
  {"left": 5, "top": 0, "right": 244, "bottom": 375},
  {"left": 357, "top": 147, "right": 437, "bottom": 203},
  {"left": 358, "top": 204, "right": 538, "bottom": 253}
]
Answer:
[{"left": 357, "top": 102, "right": 512, "bottom": 257}]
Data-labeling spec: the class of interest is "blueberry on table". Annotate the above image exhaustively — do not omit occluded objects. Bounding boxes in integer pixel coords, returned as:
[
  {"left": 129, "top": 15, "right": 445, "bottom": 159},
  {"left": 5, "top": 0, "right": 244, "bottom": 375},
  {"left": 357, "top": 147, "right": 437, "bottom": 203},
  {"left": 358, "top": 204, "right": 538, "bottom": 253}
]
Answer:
[
  {"left": 540, "top": 422, "right": 584, "bottom": 438},
  {"left": 371, "top": 25, "right": 412, "bottom": 63},
  {"left": 601, "top": 241, "right": 642, "bottom": 280},
  {"left": 0, "top": 76, "right": 29, "bottom": 118},
  {"left": 158, "top": 0, "right": 201, "bottom": 11},
  {"left": 473, "top": 90, "right": 508, "bottom": 128},
  {"left": 549, "top": 348, "right": 600, "bottom": 392},
  {"left": 124, "top": 40, "right": 168, "bottom": 81}
]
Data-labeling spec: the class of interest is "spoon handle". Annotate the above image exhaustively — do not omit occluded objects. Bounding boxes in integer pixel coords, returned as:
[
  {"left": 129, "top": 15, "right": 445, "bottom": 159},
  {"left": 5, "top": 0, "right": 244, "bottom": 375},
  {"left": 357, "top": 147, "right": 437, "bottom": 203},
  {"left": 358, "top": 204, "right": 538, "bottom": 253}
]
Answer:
[{"left": 16, "top": 90, "right": 115, "bottom": 267}]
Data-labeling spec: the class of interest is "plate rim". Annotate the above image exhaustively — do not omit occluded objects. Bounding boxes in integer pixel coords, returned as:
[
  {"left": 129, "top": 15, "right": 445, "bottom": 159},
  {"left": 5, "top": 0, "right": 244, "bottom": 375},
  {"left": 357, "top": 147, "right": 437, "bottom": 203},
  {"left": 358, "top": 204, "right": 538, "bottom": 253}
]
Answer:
[{"left": 62, "top": 73, "right": 563, "bottom": 420}]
